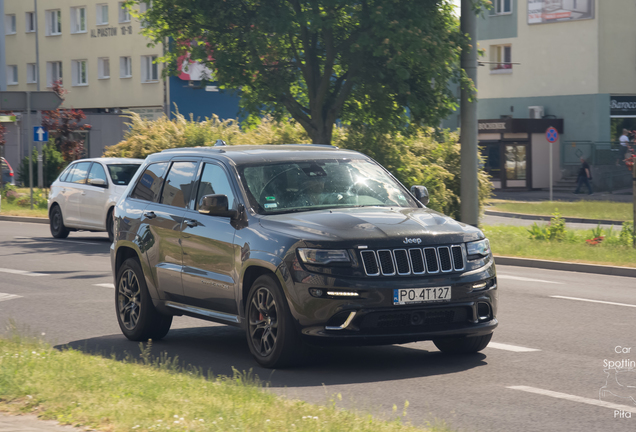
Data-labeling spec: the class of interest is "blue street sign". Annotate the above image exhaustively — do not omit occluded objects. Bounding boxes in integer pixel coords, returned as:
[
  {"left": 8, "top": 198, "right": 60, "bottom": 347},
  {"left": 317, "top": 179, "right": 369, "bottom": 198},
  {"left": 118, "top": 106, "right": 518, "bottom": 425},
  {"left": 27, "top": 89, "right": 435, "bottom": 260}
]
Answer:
[
  {"left": 33, "top": 126, "right": 49, "bottom": 142},
  {"left": 546, "top": 127, "right": 559, "bottom": 143}
]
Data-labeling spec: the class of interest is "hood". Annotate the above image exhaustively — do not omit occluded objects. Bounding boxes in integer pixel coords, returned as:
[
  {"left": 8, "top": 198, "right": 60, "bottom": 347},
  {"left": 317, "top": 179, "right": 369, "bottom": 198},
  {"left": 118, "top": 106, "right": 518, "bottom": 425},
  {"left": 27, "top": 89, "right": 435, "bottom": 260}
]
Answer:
[{"left": 258, "top": 207, "right": 483, "bottom": 247}]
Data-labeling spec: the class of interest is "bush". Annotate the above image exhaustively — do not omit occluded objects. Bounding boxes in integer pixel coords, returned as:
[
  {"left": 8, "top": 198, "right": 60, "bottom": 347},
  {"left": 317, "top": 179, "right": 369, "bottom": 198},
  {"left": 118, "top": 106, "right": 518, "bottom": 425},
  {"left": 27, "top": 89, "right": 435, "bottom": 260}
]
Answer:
[
  {"left": 527, "top": 211, "right": 566, "bottom": 241},
  {"left": 17, "top": 142, "right": 66, "bottom": 187},
  {"left": 2, "top": 183, "right": 17, "bottom": 203},
  {"left": 619, "top": 221, "right": 635, "bottom": 246},
  {"left": 104, "top": 112, "right": 493, "bottom": 218}
]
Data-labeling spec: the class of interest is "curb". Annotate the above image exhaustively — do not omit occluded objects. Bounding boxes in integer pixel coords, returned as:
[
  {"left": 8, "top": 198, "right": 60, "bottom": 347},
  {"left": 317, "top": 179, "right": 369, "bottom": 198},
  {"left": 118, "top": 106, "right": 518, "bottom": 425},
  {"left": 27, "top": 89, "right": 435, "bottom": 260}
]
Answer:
[
  {"left": 495, "top": 256, "right": 636, "bottom": 278},
  {"left": 0, "top": 215, "right": 48, "bottom": 224},
  {"left": 485, "top": 209, "right": 626, "bottom": 226}
]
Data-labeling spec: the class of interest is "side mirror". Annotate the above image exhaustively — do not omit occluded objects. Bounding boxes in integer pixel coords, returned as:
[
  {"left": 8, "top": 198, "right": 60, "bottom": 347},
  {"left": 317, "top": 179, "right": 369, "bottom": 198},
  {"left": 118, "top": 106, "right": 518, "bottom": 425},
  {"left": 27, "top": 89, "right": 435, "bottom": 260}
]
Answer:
[
  {"left": 89, "top": 178, "right": 107, "bottom": 187},
  {"left": 198, "top": 194, "right": 238, "bottom": 218},
  {"left": 410, "top": 185, "right": 429, "bottom": 206}
]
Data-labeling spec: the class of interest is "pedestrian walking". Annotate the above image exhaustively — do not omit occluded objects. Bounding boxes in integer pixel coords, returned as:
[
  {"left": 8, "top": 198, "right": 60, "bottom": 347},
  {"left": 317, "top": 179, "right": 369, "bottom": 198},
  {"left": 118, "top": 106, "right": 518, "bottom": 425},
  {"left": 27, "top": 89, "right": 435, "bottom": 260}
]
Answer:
[{"left": 574, "top": 157, "right": 593, "bottom": 195}]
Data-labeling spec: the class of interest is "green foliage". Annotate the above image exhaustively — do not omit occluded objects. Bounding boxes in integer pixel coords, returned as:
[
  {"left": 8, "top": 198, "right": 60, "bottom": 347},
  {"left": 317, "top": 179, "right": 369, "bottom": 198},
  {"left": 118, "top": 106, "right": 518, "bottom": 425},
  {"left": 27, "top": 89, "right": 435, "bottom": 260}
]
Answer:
[
  {"left": 131, "top": 0, "right": 491, "bottom": 144},
  {"left": 17, "top": 142, "right": 66, "bottom": 188},
  {"left": 619, "top": 221, "right": 635, "bottom": 247},
  {"left": 2, "top": 183, "right": 17, "bottom": 203},
  {"left": 527, "top": 211, "right": 566, "bottom": 241},
  {"left": 104, "top": 114, "right": 492, "bottom": 218},
  {"left": 527, "top": 223, "right": 548, "bottom": 241}
]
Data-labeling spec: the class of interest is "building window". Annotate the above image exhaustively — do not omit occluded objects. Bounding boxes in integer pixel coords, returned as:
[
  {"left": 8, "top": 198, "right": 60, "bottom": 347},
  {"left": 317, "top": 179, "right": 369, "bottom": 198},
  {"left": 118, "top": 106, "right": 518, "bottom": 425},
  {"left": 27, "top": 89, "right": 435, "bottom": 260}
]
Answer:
[
  {"left": 72, "top": 60, "right": 88, "bottom": 86},
  {"left": 5, "top": 14, "right": 16, "bottom": 35},
  {"left": 118, "top": 2, "right": 131, "bottom": 23},
  {"left": 141, "top": 55, "right": 158, "bottom": 82},
  {"left": 139, "top": 1, "right": 151, "bottom": 27},
  {"left": 120, "top": 56, "right": 132, "bottom": 78},
  {"left": 490, "top": 44, "right": 512, "bottom": 73},
  {"left": 96, "top": 4, "right": 108, "bottom": 25},
  {"left": 98, "top": 58, "right": 110, "bottom": 79},
  {"left": 70, "top": 6, "right": 87, "bottom": 33},
  {"left": 25, "top": 12, "right": 36, "bottom": 33},
  {"left": 46, "top": 61, "right": 63, "bottom": 87},
  {"left": 494, "top": 0, "right": 512, "bottom": 15},
  {"left": 7, "top": 66, "right": 18, "bottom": 85},
  {"left": 46, "top": 10, "right": 62, "bottom": 36},
  {"left": 27, "top": 63, "right": 38, "bottom": 84}
]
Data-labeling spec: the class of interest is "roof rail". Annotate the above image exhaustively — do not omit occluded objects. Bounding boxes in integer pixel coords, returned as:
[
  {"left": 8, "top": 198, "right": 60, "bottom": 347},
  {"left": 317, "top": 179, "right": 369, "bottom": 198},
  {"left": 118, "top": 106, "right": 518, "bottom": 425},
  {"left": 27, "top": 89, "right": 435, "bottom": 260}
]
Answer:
[{"left": 214, "top": 139, "right": 227, "bottom": 146}]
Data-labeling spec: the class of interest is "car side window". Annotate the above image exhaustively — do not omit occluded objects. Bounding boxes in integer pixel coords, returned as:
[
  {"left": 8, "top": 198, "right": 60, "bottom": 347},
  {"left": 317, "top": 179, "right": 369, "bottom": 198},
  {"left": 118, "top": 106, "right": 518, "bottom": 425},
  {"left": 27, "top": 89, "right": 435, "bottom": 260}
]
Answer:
[
  {"left": 87, "top": 163, "right": 108, "bottom": 187},
  {"left": 160, "top": 161, "right": 198, "bottom": 208},
  {"left": 58, "top": 164, "right": 72, "bottom": 182},
  {"left": 195, "top": 163, "right": 236, "bottom": 210},
  {"left": 130, "top": 162, "right": 169, "bottom": 202},
  {"left": 67, "top": 162, "right": 91, "bottom": 184}
]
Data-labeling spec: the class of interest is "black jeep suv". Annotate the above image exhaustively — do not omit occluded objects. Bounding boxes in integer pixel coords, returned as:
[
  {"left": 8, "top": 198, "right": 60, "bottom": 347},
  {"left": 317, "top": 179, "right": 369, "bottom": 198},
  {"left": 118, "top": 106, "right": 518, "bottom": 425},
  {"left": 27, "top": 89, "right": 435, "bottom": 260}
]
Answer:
[{"left": 111, "top": 144, "right": 497, "bottom": 367}]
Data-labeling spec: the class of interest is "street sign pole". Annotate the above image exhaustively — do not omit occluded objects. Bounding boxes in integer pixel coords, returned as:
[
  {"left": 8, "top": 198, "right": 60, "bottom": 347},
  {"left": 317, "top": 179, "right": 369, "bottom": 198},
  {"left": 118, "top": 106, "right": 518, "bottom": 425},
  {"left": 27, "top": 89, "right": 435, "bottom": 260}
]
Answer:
[
  {"left": 27, "top": 91, "right": 33, "bottom": 209},
  {"left": 546, "top": 127, "right": 559, "bottom": 202}
]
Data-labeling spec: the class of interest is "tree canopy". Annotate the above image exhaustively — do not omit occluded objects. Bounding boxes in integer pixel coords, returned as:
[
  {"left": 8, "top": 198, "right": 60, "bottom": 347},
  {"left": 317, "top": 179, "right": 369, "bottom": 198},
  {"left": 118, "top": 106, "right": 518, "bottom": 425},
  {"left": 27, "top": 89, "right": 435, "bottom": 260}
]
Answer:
[{"left": 134, "top": 0, "right": 478, "bottom": 144}]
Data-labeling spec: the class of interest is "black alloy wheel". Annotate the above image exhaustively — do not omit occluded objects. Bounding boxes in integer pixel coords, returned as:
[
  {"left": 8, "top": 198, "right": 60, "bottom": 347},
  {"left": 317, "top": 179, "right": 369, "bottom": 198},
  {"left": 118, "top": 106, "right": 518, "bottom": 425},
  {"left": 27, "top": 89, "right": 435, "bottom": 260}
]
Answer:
[
  {"left": 433, "top": 333, "right": 493, "bottom": 354},
  {"left": 49, "top": 205, "right": 70, "bottom": 239},
  {"left": 246, "top": 275, "right": 302, "bottom": 368},
  {"left": 116, "top": 257, "right": 172, "bottom": 341}
]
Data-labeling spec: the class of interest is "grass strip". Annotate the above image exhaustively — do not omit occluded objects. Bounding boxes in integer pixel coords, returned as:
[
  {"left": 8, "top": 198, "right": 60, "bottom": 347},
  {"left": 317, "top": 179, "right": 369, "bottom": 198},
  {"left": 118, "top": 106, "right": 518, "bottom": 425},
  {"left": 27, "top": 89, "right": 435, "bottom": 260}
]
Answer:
[
  {"left": 484, "top": 225, "right": 636, "bottom": 267},
  {"left": 1, "top": 187, "right": 49, "bottom": 218},
  {"left": 0, "top": 333, "right": 448, "bottom": 432},
  {"left": 487, "top": 200, "right": 633, "bottom": 222}
]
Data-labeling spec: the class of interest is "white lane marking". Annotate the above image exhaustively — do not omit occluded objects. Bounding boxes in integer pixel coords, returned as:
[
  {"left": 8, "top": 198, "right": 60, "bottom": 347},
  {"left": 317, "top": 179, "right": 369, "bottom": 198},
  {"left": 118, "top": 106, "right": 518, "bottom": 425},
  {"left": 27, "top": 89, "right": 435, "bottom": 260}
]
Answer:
[
  {"left": 508, "top": 386, "right": 636, "bottom": 414},
  {"left": 497, "top": 274, "right": 564, "bottom": 285},
  {"left": 0, "top": 268, "right": 50, "bottom": 277},
  {"left": 93, "top": 283, "right": 115, "bottom": 289},
  {"left": 0, "top": 293, "right": 22, "bottom": 302},
  {"left": 488, "top": 342, "right": 541, "bottom": 352},
  {"left": 551, "top": 296, "right": 636, "bottom": 309},
  {"left": 13, "top": 236, "right": 102, "bottom": 246}
]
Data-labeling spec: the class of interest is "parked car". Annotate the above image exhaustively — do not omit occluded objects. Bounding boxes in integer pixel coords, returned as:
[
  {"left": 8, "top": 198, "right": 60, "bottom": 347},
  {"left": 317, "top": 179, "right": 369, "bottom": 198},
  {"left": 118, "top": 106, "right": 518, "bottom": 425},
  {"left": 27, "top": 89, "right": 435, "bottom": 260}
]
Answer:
[
  {"left": 111, "top": 144, "right": 497, "bottom": 368},
  {"left": 1, "top": 157, "right": 15, "bottom": 186},
  {"left": 48, "top": 158, "right": 143, "bottom": 242}
]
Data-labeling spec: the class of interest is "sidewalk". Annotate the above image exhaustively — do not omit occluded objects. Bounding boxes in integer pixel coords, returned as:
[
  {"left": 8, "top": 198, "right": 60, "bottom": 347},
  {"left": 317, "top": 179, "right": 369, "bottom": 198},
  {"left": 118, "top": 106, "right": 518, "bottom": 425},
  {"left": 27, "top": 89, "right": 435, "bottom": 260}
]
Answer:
[{"left": 0, "top": 412, "right": 89, "bottom": 432}]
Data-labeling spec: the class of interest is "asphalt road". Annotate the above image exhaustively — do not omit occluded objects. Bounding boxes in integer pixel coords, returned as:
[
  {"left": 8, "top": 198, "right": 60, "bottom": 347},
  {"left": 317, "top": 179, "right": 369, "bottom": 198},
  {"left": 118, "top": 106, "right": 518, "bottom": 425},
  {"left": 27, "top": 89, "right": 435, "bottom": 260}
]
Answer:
[{"left": 1, "top": 220, "right": 635, "bottom": 432}]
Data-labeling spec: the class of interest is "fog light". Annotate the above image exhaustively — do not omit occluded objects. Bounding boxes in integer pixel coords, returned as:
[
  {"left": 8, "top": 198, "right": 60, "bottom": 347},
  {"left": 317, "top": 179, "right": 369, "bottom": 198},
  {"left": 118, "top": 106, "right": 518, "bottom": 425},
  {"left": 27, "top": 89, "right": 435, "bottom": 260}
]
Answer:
[
  {"left": 309, "top": 288, "right": 324, "bottom": 297},
  {"left": 477, "top": 302, "right": 491, "bottom": 321},
  {"left": 327, "top": 291, "right": 359, "bottom": 297}
]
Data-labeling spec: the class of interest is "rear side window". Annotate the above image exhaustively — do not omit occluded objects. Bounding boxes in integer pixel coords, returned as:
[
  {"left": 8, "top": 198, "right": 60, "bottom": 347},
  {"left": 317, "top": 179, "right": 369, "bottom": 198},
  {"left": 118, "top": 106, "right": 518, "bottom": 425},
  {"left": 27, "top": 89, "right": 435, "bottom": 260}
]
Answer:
[
  {"left": 67, "top": 162, "right": 91, "bottom": 184},
  {"left": 131, "top": 162, "right": 168, "bottom": 202},
  {"left": 88, "top": 163, "right": 108, "bottom": 186},
  {"left": 58, "top": 164, "right": 73, "bottom": 182},
  {"left": 161, "top": 161, "right": 198, "bottom": 208}
]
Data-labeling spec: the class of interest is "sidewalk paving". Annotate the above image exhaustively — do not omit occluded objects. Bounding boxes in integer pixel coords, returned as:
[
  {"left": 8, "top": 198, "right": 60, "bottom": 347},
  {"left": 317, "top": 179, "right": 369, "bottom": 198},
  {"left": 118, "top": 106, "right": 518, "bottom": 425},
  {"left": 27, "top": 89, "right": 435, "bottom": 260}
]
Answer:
[{"left": 0, "top": 413, "right": 89, "bottom": 432}]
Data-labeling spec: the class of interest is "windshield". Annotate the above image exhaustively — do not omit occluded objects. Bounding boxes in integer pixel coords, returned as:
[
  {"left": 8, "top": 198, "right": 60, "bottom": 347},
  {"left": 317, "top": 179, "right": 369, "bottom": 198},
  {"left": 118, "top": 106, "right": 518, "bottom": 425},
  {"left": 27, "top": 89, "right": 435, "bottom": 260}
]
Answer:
[
  {"left": 107, "top": 164, "right": 141, "bottom": 186},
  {"left": 237, "top": 159, "right": 418, "bottom": 214}
]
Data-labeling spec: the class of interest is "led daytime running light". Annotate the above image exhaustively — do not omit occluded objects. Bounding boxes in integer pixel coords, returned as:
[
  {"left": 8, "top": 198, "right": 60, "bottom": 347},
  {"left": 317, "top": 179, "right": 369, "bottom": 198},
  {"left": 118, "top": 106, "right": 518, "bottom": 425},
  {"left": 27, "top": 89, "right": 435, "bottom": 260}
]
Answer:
[{"left": 327, "top": 291, "right": 359, "bottom": 297}]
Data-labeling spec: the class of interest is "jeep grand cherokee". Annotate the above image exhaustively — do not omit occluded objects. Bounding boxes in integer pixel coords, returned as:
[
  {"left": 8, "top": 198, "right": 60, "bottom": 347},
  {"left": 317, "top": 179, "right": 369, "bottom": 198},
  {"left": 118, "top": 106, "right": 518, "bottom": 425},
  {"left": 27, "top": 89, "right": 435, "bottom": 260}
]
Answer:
[{"left": 111, "top": 144, "right": 497, "bottom": 367}]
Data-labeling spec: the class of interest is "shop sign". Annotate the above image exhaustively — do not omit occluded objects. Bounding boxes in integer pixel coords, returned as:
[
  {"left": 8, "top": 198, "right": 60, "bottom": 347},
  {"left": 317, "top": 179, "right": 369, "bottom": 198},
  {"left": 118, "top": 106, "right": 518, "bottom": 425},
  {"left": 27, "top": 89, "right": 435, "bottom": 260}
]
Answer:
[
  {"left": 478, "top": 119, "right": 511, "bottom": 133},
  {"left": 528, "top": 0, "right": 595, "bottom": 25},
  {"left": 610, "top": 96, "right": 636, "bottom": 117}
]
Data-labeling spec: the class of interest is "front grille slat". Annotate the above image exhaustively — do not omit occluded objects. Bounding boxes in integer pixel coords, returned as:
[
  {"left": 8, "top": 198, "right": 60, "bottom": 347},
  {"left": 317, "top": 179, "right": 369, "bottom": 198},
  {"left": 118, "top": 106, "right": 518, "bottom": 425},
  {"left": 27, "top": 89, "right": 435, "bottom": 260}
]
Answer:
[{"left": 360, "top": 245, "right": 465, "bottom": 276}]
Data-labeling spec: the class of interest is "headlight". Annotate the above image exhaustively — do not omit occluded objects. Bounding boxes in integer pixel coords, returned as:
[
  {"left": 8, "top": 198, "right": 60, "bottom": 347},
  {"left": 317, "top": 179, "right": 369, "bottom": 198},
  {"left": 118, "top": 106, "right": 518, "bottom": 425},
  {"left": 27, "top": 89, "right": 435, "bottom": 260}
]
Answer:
[
  {"left": 467, "top": 239, "right": 491, "bottom": 257},
  {"left": 297, "top": 248, "right": 351, "bottom": 265}
]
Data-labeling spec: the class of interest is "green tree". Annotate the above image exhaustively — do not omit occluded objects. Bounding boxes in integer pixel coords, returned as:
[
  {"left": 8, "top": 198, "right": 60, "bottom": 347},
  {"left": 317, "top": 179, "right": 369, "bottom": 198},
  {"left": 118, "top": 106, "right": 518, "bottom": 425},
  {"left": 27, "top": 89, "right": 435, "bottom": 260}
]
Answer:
[{"left": 131, "top": 0, "right": 487, "bottom": 144}]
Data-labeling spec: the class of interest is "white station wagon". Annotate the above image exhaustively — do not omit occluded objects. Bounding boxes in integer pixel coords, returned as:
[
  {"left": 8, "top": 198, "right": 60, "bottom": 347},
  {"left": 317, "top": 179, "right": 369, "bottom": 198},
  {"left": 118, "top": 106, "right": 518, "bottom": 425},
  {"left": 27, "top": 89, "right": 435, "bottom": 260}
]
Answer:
[{"left": 48, "top": 158, "right": 143, "bottom": 241}]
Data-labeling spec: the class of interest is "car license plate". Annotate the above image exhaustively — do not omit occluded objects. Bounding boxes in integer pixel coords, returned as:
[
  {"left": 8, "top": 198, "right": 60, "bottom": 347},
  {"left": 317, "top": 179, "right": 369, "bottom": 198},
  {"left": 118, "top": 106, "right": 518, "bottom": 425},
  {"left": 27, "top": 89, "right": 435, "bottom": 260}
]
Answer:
[{"left": 393, "top": 287, "right": 451, "bottom": 305}]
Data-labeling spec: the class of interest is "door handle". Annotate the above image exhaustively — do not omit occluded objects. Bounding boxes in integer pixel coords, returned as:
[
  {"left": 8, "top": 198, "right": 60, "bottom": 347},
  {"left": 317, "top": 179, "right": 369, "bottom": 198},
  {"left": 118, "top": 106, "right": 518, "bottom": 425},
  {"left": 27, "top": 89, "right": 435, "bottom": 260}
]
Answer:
[
  {"left": 185, "top": 219, "right": 198, "bottom": 228},
  {"left": 144, "top": 211, "right": 157, "bottom": 219}
]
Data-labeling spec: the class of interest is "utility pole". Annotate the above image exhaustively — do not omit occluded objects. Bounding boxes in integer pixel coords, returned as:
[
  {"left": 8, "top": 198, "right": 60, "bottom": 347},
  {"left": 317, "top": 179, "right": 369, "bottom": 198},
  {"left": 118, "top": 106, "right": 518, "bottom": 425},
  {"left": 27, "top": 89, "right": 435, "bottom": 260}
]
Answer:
[
  {"left": 35, "top": 0, "right": 43, "bottom": 188},
  {"left": 460, "top": 0, "right": 479, "bottom": 227}
]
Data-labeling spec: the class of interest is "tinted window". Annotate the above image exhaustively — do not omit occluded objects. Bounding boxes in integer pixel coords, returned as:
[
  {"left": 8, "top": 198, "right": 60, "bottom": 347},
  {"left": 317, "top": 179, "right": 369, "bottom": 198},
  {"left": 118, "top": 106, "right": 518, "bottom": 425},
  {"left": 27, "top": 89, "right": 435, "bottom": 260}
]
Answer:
[
  {"left": 196, "top": 163, "right": 236, "bottom": 210},
  {"left": 67, "top": 162, "right": 91, "bottom": 184},
  {"left": 107, "top": 164, "right": 141, "bottom": 186},
  {"left": 88, "top": 163, "right": 108, "bottom": 186},
  {"left": 161, "top": 161, "right": 198, "bottom": 208},
  {"left": 131, "top": 162, "right": 168, "bottom": 202}
]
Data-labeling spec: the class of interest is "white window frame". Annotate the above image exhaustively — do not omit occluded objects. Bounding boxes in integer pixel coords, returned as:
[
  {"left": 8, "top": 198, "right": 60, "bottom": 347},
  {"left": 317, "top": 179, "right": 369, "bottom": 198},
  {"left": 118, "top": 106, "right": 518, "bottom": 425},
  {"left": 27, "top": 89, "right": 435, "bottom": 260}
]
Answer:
[
  {"left": 72, "top": 60, "right": 88, "bottom": 86},
  {"left": 25, "top": 11, "right": 36, "bottom": 33},
  {"left": 141, "top": 55, "right": 159, "bottom": 83},
  {"left": 96, "top": 4, "right": 108, "bottom": 26},
  {"left": 493, "top": 0, "right": 513, "bottom": 15},
  {"left": 7, "top": 65, "right": 18, "bottom": 85},
  {"left": 5, "top": 14, "right": 16, "bottom": 35},
  {"left": 490, "top": 44, "right": 513, "bottom": 74},
  {"left": 46, "top": 61, "right": 63, "bottom": 87},
  {"left": 98, "top": 57, "right": 110, "bottom": 79},
  {"left": 120, "top": 56, "right": 132, "bottom": 78},
  {"left": 138, "top": 1, "right": 151, "bottom": 27},
  {"left": 118, "top": 2, "right": 131, "bottom": 23},
  {"left": 27, "top": 63, "right": 38, "bottom": 84},
  {"left": 46, "top": 10, "right": 62, "bottom": 36},
  {"left": 70, "top": 6, "right": 87, "bottom": 34}
]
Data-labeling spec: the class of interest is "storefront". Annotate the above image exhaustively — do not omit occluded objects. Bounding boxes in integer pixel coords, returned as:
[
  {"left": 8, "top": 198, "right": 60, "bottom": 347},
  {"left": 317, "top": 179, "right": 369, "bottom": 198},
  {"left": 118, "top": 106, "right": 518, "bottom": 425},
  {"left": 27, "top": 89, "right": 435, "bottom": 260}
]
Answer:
[
  {"left": 478, "top": 118, "right": 564, "bottom": 190},
  {"left": 610, "top": 95, "right": 636, "bottom": 142}
]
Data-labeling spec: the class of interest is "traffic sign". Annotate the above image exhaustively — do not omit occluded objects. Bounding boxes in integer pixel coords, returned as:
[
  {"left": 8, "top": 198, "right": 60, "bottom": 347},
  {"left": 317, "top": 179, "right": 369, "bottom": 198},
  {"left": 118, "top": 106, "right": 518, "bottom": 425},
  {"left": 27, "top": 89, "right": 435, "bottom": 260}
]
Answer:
[
  {"left": 546, "top": 127, "right": 559, "bottom": 143},
  {"left": 0, "top": 91, "right": 63, "bottom": 111},
  {"left": 33, "top": 126, "right": 49, "bottom": 142}
]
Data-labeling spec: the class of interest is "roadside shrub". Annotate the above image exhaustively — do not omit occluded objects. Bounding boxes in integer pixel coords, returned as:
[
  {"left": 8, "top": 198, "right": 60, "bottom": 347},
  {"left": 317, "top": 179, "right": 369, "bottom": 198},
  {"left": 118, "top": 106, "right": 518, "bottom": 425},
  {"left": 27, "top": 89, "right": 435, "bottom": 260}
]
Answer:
[
  {"left": 15, "top": 190, "right": 47, "bottom": 209},
  {"left": 619, "top": 221, "right": 635, "bottom": 246},
  {"left": 104, "top": 112, "right": 493, "bottom": 218},
  {"left": 527, "top": 211, "right": 567, "bottom": 241},
  {"left": 2, "top": 183, "right": 17, "bottom": 202},
  {"left": 17, "top": 142, "right": 66, "bottom": 187}
]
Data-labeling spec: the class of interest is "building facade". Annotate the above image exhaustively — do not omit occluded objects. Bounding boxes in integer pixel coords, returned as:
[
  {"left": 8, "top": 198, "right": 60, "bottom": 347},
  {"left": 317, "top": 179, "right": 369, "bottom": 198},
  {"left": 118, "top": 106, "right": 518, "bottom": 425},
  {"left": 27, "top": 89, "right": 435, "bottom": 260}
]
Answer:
[{"left": 475, "top": 0, "right": 636, "bottom": 190}]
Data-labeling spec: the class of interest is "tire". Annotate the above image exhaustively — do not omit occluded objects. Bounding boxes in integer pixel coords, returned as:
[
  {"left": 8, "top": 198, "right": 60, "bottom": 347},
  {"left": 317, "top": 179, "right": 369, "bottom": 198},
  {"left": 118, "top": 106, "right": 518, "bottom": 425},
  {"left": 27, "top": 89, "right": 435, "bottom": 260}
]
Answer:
[
  {"left": 106, "top": 209, "right": 114, "bottom": 243},
  {"left": 49, "top": 205, "right": 70, "bottom": 239},
  {"left": 433, "top": 333, "right": 493, "bottom": 355},
  {"left": 245, "top": 274, "right": 303, "bottom": 368},
  {"left": 115, "top": 257, "right": 172, "bottom": 341}
]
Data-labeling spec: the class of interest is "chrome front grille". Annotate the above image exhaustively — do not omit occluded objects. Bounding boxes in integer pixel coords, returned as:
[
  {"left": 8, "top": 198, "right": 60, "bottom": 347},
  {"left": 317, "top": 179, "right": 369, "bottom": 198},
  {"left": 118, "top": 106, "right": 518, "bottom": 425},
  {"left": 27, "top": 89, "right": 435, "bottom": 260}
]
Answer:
[{"left": 360, "top": 245, "right": 465, "bottom": 276}]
